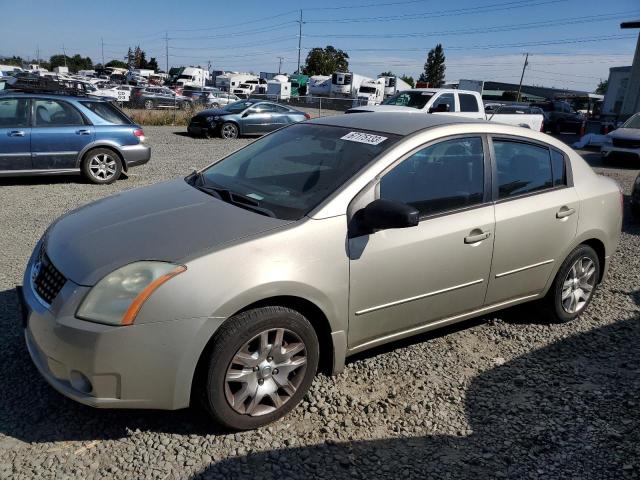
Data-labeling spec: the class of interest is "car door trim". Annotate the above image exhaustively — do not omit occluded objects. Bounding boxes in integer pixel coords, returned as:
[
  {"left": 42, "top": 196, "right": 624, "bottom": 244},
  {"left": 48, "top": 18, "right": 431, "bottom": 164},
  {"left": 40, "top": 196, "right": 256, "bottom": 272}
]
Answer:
[
  {"left": 494, "top": 258, "right": 555, "bottom": 278},
  {"left": 354, "top": 278, "right": 485, "bottom": 316},
  {"left": 0, "top": 152, "right": 32, "bottom": 157},
  {"left": 31, "top": 151, "right": 77, "bottom": 157},
  {"left": 349, "top": 293, "right": 540, "bottom": 353}
]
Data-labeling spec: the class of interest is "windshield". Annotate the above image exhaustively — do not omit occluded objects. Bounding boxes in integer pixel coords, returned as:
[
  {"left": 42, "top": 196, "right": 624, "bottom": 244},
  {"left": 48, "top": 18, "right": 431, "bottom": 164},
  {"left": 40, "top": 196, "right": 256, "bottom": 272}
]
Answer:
[
  {"left": 359, "top": 86, "right": 377, "bottom": 94},
  {"left": 224, "top": 100, "right": 255, "bottom": 113},
  {"left": 622, "top": 114, "right": 640, "bottom": 129},
  {"left": 382, "top": 91, "right": 433, "bottom": 109},
  {"left": 195, "top": 123, "right": 400, "bottom": 220}
]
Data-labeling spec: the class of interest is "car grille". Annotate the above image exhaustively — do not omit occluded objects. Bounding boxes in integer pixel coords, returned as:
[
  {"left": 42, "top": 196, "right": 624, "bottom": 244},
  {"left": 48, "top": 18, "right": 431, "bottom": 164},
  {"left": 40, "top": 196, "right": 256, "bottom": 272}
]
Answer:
[
  {"left": 32, "top": 249, "right": 66, "bottom": 305},
  {"left": 612, "top": 138, "right": 640, "bottom": 149}
]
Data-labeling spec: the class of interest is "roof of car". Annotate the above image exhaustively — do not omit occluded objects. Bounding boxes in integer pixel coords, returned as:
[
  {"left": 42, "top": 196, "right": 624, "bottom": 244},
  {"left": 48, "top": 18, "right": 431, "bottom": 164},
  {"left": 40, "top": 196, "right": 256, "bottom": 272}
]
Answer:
[
  {"left": 308, "top": 112, "right": 488, "bottom": 136},
  {"left": 0, "top": 91, "right": 111, "bottom": 102}
]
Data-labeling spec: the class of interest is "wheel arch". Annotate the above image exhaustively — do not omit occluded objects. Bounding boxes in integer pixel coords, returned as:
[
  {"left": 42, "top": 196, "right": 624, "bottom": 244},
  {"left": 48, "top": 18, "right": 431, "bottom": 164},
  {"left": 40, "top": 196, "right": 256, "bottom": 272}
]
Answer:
[
  {"left": 78, "top": 144, "right": 127, "bottom": 171},
  {"left": 190, "top": 294, "right": 343, "bottom": 408}
]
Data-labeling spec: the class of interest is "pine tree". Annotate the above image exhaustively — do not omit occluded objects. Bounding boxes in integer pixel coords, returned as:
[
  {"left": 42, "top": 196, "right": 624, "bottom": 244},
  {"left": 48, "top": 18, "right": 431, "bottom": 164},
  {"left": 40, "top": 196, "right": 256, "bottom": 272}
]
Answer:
[
  {"left": 420, "top": 44, "right": 446, "bottom": 87},
  {"left": 126, "top": 47, "right": 134, "bottom": 68}
]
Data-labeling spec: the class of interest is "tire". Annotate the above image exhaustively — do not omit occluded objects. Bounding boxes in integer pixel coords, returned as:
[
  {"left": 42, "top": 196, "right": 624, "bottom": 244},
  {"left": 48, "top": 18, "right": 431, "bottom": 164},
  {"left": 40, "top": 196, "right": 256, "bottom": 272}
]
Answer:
[
  {"left": 81, "top": 148, "right": 123, "bottom": 184},
  {"left": 201, "top": 306, "right": 319, "bottom": 431},
  {"left": 541, "top": 245, "right": 600, "bottom": 323},
  {"left": 220, "top": 122, "right": 239, "bottom": 139},
  {"left": 143, "top": 99, "right": 154, "bottom": 110},
  {"left": 210, "top": 102, "right": 220, "bottom": 108}
]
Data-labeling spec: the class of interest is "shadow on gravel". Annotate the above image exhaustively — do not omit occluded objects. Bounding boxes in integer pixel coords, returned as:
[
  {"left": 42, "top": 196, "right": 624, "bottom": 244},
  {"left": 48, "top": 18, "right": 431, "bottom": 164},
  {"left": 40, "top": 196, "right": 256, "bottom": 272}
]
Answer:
[
  {"left": 0, "top": 289, "right": 222, "bottom": 443},
  {"left": 0, "top": 175, "right": 84, "bottom": 186},
  {"left": 191, "top": 315, "right": 640, "bottom": 479}
]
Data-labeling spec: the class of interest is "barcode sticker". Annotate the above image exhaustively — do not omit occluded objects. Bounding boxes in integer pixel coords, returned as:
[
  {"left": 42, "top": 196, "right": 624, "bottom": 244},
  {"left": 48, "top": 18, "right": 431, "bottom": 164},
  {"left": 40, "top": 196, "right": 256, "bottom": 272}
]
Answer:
[{"left": 341, "top": 131, "right": 388, "bottom": 145}]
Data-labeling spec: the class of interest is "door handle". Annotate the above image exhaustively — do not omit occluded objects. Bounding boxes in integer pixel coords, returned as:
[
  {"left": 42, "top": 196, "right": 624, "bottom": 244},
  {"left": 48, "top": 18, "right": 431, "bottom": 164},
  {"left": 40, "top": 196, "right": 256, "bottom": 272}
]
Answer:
[
  {"left": 556, "top": 207, "right": 575, "bottom": 219},
  {"left": 464, "top": 230, "right": 491, "bottom": 244},
  {"left": 76, "top": 129, "right": 91, "bottom": 135},
  {"left": 8, "top": 130, "right": 25, "bottom": 137}
]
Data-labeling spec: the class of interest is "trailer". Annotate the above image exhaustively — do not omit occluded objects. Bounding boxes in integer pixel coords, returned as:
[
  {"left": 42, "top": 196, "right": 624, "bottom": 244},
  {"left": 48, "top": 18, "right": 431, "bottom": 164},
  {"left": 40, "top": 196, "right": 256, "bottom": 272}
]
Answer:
[
  {"left": 266, "top": 75, "right": 291, "bottom": 100},
  {"left": 330, "top": 72, "right": 372, "bottom": 98},
  {"left": 308, "top": 75, "right": 331, "bottom": 96},
  {"left": 378, "top": 75, "right": 411, "bottom": 97},
  {"left": 176, "top": 67, "right": 211, "bottom": 88},
  {"left": 356, "top": 78, "right": 386, "bottom": 105},
  {"left": 215, "top": 73, "right": 255, "bottom": 93},
  {"left": 289, "top": 74, "right": 308, "bottom": 97}
]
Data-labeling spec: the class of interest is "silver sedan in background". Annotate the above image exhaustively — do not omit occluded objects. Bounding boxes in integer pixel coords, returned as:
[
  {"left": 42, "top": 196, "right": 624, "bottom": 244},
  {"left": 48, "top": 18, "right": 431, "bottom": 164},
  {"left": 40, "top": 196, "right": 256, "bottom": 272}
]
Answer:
[{"left": 21, "top": 113, "right": 621, "bottom": 430}]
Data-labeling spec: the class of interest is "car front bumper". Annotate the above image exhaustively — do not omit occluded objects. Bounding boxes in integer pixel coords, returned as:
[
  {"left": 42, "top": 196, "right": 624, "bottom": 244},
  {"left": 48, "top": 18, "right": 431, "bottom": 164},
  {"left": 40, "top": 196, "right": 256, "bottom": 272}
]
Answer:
[
  {"left": 121, "top": 144, "right": 151, "bottom": 168},
  {"left": 20, "top": 249, "right": 222, "bottom": 410},
  {"left": 601, "top": 145, "right": 640, "bottom": 159}
]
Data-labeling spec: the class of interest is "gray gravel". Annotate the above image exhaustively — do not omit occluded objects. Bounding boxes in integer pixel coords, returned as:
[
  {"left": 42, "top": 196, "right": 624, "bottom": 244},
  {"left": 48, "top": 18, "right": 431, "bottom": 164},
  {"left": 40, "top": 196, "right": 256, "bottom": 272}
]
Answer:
[{"left": 0, "top": 127, "right": 638, "bottom": 480}]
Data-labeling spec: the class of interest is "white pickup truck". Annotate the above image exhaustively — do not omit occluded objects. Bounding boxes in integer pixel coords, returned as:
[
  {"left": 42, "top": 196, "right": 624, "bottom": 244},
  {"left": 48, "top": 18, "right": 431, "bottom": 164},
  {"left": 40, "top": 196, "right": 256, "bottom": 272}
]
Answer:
[{"left": 348, "top": 88, "right": 545, "bottom": 131}]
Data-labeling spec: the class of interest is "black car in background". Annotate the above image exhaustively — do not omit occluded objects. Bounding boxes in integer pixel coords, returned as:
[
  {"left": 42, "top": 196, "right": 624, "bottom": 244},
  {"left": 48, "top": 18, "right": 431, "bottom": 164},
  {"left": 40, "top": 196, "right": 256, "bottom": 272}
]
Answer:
[
  {"left": 531, "top": 100, "right": 585, "bottom": 135},
  {"left": 130, "top": 86, "right": 192, "bottom": 110}
]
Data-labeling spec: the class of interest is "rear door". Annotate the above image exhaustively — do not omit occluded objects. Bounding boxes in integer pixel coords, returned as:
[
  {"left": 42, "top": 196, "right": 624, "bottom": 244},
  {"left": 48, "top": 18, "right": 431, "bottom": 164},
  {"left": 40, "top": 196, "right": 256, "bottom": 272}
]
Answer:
[
  {"left": 456, "top": 93, "right": 484, "bottom": 119},
  {"left": 485, "top": 137, "right": 579, "bottom": 304},
  {"left": 0, "top": 97, "right": 32, "bottom": 171},
  {"left": 31, "top": 98, "right": 94, "bottom": 170}
]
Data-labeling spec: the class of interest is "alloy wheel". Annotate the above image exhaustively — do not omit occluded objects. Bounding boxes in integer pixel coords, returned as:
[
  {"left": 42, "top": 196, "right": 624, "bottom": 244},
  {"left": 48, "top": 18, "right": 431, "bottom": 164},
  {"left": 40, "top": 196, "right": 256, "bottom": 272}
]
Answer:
[
  {"left": 561, "top": 256, "right": 596, "bottom": 314},
  {"left": 88, "top": 153, "right": 117, "bottom": 181},
  {"left": 221, "top": 124, "right": 238, "bottom": 139},
  {"left": 224, "top": 328, "right": 307, "bottom": 416}
]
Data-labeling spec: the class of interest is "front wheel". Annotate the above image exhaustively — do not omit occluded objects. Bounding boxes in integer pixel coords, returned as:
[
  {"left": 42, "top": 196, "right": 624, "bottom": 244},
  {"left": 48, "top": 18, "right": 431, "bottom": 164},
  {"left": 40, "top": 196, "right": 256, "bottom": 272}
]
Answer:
[
  {"left": 220, "top": 122, "right": 239, "bottom": 139},
  {"left": 143, "top": 99, "right": 154, "bottom": 110},
  {"left": 542, "top": 245, "right": 600, "bottom": 322},
  {"left": 81, "top": 148, "right": 123, "bottom": 184},
  {"left": 202, "top": 306, "right": 319, "bottom": 430}
]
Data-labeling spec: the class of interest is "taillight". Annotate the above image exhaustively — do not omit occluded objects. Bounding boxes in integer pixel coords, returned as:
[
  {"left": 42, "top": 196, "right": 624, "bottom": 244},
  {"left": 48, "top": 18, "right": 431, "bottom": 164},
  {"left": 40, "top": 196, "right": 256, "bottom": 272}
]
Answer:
[
  {"left": 304, "top": 113, "right": 311, "bottom": 120},
  {"left": 133, "top": 128, "right": 145, "bottom": 142}
]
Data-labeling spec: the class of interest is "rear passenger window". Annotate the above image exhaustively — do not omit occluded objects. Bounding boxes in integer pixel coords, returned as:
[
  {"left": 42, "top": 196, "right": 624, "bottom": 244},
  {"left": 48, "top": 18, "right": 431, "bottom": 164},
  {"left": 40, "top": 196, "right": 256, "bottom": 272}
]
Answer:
[
  {"left": 551, "top": 150, "right": 567, "bottom": 186},
  {"left": 493, "top": 140, "right": 553, "bottom": 199},
  {"left": 34, "top": 99, "right": 85, "bottom": 126},
  {"left": 380, "top": 137, "right": 484, "bottom": 216},
  {"left": 459, "top": 94, "right": 479, "bottom": 113},
  {"left": 0, "top": 98, "right": 29, "bottom": 127}
]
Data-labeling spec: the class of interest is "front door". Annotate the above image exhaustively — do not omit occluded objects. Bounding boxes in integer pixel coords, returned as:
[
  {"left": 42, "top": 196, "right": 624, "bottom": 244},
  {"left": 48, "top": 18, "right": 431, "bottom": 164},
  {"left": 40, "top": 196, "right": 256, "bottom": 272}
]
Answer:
[
  {"left": 31, "top": 98, "right": 94, "bottom": 170},
  {"left": 348, "top": 136, "right": 495, "bottom": 349},
  {"left": 0, "top": 97, "right": 32, "bottom": 171},
  {"left": 242, "top": 105, "right": 273, "bottom": 134},
  {"left": 485, "top": 137, "right": 579, "bottom": 304}
]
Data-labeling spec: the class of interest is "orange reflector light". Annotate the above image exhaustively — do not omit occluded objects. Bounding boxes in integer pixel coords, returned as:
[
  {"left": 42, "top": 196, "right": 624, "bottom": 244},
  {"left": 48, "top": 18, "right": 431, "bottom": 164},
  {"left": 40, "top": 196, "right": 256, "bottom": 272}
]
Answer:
[{"left": 121, "top": 265, "right": 186, "bottom": 326}]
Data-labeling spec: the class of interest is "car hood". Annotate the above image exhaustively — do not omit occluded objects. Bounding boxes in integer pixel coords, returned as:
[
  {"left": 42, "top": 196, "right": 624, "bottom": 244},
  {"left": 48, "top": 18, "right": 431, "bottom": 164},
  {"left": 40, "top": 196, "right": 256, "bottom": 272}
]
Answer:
[
  {"left": 45, "top": 179, "right": 291, "bottom": 286},
  {"left": 196, "top": 108, "right": 232, "bottom": 118},
  {"left": 609, "top": 128, "right": 640, "bottom": 140},
  {"left": 347, "top": 105, "right": 424, "bottom": 114}
]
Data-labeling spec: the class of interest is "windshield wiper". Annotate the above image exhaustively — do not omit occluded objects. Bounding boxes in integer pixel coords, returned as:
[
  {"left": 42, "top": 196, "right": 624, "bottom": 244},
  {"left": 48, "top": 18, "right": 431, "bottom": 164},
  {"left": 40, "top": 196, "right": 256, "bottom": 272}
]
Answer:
[{"left": 192, "top": 182, "right": 276, "bottom": 218}]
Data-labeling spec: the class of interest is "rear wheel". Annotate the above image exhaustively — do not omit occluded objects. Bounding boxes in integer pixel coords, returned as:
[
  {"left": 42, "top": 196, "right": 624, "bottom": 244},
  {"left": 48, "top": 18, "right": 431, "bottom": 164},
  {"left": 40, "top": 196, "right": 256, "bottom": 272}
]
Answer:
[
  {"left": 143, "top": 99, "right": 154, "bottom": 110},
  {"left": 201, "top": 306, "right": 319, "bottom": 430},
  {"left": 542, "top": 245, "right": 600, "bottom": 322},
  {"left": 81, "top": 148, "right": 123, "bottom": 184}
]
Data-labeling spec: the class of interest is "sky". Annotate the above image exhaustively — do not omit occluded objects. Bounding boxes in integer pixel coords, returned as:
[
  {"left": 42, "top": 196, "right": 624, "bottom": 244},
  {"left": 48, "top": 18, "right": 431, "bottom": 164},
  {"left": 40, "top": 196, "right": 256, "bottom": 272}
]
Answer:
[{"left": 1, "top": 0, "right": 639, "bottom": 91}]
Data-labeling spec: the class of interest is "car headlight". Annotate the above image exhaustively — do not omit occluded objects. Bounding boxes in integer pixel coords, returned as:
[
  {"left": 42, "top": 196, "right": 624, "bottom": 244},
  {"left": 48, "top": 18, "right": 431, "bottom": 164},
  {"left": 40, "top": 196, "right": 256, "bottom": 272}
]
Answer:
[
  {"left": 206, "top": 115, "right": 221, "bottom": 122},
  {"left": 77, "top": 262, "right": 186, "bottom": 326}
]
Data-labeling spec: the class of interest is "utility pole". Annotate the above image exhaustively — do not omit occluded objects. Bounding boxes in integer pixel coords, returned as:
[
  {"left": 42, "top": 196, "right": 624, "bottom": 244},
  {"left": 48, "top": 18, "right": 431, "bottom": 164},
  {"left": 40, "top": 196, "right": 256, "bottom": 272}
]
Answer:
[
  {"left": 297, "top": 10, "right": 303, "bottom": 75},
  {"left": 277, "top": 56, "right": 284, "bottom": 74},
  {"left": 101, "top": 37, "right": 105, "bottom": 66},
  {"left": 516, "top": 52, "right": 529, "bottom": 102},
  {"left": 165, "top": 31, "right": 169, "bottom": 73}
]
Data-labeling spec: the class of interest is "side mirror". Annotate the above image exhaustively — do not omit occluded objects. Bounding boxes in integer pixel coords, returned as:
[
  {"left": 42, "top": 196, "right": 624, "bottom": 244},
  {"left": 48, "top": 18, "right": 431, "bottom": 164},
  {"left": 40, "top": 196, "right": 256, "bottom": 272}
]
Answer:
[
  {"left": 429, "top": 103, "right": 450, "bottom": 113},
  {"left": 354, "top": 199, "right": 419, "bottom": 235}
]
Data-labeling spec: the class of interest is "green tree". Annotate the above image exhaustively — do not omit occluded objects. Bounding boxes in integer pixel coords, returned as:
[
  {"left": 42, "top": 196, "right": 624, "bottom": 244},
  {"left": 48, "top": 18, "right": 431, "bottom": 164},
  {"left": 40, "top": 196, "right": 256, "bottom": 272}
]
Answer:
[
  {"left": 379, "top": 71, "right": 395, "bottom": 77},
  {"left": 595, "top": 79, "right": 608, "bottom": 95},
  {"left": 302, "top": 46, "right": 349, "bottom": 76},
  {"left": 49, "top": 54, "right": 93, "bottom": 72},
  {"left": 400, "top": 74, "right": 415, "bottom": 87},
  {"left": 1, "top": 56, "right": 24, "bottom": 67},
  {"left": 418, "top": 43, "right": 446, "bottom": 88},
  {"left": 126, "top": 47, "right": 135, "bottom": 68},
  {"left": 105, "top": 59, "right": 128, "bottom": 69},
  {"left": 147, "top": 57, "right": 159, "bottom": 71}
]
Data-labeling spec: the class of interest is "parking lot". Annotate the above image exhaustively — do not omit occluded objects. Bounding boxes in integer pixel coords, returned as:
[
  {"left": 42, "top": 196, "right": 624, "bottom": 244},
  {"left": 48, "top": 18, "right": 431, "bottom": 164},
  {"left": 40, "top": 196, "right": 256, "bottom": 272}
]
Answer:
[{"left": 0, "top": 127, "right": 638, "bottom": 479}]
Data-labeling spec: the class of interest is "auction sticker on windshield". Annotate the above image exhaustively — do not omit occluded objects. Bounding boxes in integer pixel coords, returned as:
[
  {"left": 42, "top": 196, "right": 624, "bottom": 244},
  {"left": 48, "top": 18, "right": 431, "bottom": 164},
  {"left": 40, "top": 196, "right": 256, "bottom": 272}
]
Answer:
[{"left": 341, "top": 131, "right": 388, "bottom": 145}]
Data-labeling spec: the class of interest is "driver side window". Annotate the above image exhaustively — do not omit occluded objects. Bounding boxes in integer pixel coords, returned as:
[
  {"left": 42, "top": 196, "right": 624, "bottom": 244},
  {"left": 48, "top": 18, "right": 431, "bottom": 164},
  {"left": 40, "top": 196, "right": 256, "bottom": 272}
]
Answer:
[
  {"left": 380, "top": 137, "right": 485, "bottom": 216},
  {"left": 33, "top": 99, "right": 85, "bottom": 127}
]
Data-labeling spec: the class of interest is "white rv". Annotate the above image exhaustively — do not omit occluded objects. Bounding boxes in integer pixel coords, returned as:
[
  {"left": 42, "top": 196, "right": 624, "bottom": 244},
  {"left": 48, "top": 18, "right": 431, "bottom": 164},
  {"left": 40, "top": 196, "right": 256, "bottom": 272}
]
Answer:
[
  {"left": 330, "top": 72, "right": 371, "bottom": 98},
  {"left": 53, "top": 66, "right": 69, "bottom": 74},
  {"left": 266, "top": 75, "right": 291, "bottom": 101},
  {"left": 356, "top": 78, "right": 386, "bottom": 106},
  {"left": 215, "top": 73, "right": 254, "bottom": 93},
  {"left": 176, "top": 67, "right": 210, "bottom": 88},
  {"left": 307, "top": 75, "right": 331, "bottom": 97},
  {"left": 378, "top": 76, "right": 412, "bottom": 97}
]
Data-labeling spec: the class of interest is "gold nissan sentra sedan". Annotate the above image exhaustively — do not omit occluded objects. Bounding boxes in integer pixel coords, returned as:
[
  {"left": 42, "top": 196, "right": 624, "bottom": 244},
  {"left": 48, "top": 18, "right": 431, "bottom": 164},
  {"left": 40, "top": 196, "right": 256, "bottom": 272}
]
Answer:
[{"left": 20, "top": 112, "right": 622, "bottom": 430}]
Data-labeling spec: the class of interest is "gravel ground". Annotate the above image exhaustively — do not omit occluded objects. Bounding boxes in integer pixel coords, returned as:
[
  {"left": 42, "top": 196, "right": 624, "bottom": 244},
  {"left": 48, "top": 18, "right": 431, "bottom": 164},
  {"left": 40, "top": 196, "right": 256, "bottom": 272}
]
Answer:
[{"left": 0, "top": 127, "right": 638, "bottom": 480}]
